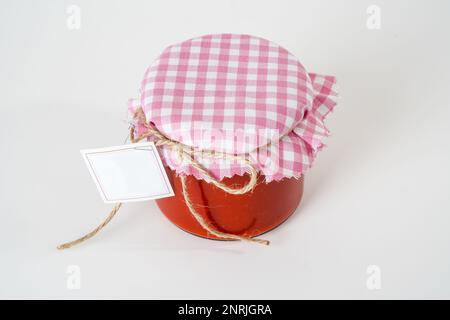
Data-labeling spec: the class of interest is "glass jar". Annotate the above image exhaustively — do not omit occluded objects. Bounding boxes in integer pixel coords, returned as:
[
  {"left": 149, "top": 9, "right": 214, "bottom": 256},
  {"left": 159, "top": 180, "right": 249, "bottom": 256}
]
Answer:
[{"left": 156, "top": 168, "right": 304, "bottom": 240}]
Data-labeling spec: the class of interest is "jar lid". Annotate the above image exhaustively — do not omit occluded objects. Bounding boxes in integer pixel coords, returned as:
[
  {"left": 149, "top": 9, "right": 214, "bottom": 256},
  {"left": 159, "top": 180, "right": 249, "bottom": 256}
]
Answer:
[{"left": 129, "top": 34, "right": 338, "bottom": 182}]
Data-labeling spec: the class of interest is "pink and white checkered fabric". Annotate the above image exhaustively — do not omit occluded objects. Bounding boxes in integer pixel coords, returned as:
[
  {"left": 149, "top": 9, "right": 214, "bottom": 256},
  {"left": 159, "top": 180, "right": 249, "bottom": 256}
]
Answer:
[{"left": 128, "top": 34, "right": 337, "bottom": 182}]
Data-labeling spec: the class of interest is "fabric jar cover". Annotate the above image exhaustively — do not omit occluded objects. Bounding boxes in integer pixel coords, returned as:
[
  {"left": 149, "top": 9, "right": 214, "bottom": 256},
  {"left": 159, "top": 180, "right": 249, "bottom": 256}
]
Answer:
[{"left": 128, "top": 34, "right": 338, "bottom": 182}]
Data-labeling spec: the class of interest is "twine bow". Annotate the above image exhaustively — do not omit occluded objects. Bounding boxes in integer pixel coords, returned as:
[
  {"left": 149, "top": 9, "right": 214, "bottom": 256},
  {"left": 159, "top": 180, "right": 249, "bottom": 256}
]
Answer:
[{"left": 57, "top": 121, "right": 270, "bottom": 250}]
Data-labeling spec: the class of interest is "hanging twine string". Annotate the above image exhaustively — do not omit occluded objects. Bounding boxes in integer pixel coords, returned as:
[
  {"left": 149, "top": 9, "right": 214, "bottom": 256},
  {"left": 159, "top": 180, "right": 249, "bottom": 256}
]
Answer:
[
  {"left": 57, "top": 203, "right": 122, "bottom": 250},
  {"left": 57, "top": 121, "right": 269, "bottom": 250},
  {"left": 179, "top": 175, "right": 269, "bottom": 245}
]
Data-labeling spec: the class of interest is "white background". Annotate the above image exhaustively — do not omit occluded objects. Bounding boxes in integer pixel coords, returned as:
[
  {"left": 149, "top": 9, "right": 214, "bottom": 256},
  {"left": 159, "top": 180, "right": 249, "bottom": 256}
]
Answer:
[{"left": 1, "top": 0, "right": 450, "bottom": 299}]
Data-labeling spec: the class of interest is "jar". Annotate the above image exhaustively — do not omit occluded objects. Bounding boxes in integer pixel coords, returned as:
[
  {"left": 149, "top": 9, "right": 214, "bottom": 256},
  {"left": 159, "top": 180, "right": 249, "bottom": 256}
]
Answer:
[
  {"left": 156, "top": 168, "right": 304, "bottom": 239},
  {"left": 128, "top": 33, "right": 338, "bottom": 243},
  {"left": 58, "top": 33, "right": 337, "bottom": 251}
]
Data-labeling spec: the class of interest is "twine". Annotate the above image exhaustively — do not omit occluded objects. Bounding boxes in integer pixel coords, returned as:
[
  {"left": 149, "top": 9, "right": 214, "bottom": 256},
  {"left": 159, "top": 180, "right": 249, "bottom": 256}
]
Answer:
[
  {"left": 57, "top": 121, "right": 269, "bottom": 250},
  {"left": 57, "top": 203, "right": 122, "bottom": 250},
  {"left": 180, "top": 175, "right": 269, "bottom": 245}
]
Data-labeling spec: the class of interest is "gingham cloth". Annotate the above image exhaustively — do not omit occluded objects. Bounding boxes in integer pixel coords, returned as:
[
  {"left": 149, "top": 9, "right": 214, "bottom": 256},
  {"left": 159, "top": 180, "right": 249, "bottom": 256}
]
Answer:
[{"left": 128, "top": 34, "right": 337, "bottom": 182}]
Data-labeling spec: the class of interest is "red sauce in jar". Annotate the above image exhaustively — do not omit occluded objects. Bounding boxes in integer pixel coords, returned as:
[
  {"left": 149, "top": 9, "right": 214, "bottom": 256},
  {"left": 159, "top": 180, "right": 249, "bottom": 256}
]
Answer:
[{"left": 156, "top": 168, "right": 304, "bottom": 240}]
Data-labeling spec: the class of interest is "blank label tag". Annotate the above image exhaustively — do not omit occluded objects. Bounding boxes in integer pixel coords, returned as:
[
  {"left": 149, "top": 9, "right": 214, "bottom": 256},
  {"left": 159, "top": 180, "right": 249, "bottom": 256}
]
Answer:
[{"left": 81, "top": 142, "right": 174, "bottom": 203}]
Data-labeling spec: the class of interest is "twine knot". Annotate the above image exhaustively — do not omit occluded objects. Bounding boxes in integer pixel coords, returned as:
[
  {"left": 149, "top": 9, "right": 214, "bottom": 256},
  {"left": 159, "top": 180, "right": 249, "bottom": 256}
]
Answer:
[{"left": 57, "top": 120, "right": 269, "bottom": 250}]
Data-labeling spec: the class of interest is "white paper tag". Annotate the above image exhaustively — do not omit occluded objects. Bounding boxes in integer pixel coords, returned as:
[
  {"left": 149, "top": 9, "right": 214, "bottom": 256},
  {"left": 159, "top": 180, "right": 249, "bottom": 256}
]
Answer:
[{"left": 81, "top": 142, "right": 174, "bottom": 203}]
